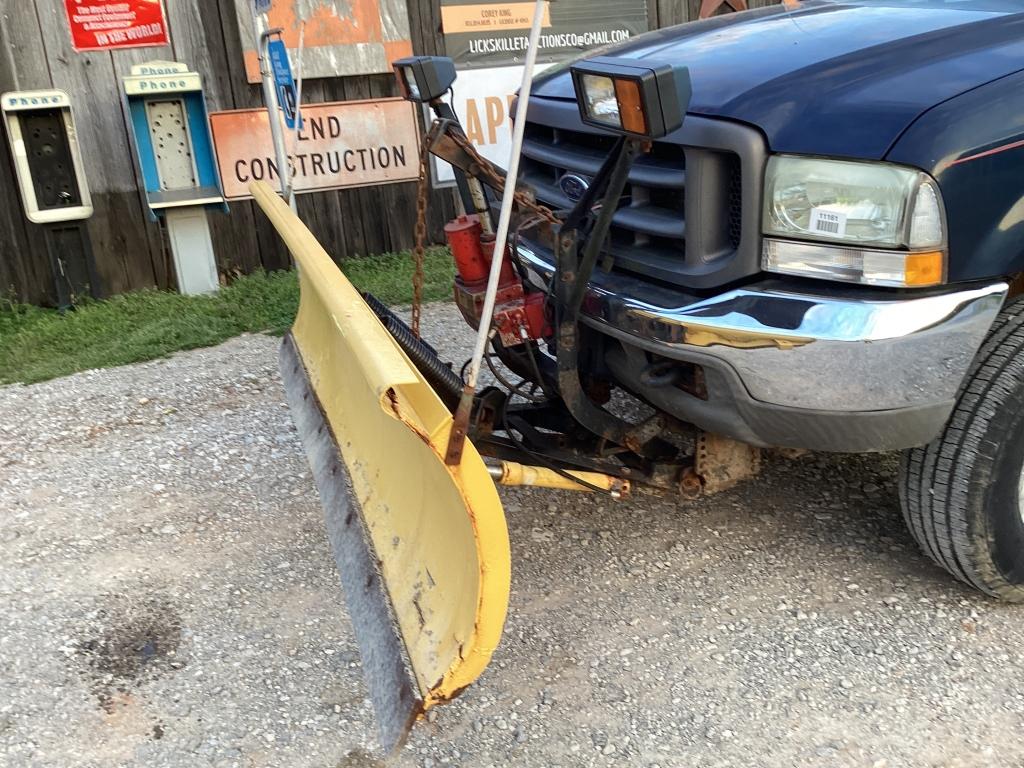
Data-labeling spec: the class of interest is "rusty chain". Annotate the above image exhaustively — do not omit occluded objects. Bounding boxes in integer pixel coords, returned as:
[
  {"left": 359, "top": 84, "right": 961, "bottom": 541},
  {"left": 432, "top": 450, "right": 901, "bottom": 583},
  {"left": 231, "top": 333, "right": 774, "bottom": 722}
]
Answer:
[
  {"left": 444, "top": 128, "right": 560, "bottom": 227},
  {"left": 411, "top": 125, "right": 433, "bottom": 339}
]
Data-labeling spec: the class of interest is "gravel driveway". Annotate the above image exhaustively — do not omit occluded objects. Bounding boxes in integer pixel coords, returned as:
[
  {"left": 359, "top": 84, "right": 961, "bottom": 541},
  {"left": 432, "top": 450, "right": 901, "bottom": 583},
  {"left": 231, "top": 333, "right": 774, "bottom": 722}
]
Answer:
[{"left": 2, "top": 303, "right": 1023, "bottom": 768}]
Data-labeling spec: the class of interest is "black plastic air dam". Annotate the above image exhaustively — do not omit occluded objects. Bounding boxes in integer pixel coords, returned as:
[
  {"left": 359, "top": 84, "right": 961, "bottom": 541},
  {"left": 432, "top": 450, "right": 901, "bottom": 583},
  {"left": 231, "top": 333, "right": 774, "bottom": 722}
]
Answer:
[{"left": 362, "top": 292, "right": 464, "bottom": 410}]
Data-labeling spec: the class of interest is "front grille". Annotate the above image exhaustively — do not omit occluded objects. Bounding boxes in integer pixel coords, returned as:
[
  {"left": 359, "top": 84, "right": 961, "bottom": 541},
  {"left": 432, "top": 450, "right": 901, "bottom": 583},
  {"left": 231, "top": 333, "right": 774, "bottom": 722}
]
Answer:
[
  {"left": 518, "top": 107, "right": 766, "bottom": 291},
  {"left": 726, "top": 156, "right": 743, "bottom": 250},
  {"left": 521, "top": 123, "right": 690, "bottom": 259}
]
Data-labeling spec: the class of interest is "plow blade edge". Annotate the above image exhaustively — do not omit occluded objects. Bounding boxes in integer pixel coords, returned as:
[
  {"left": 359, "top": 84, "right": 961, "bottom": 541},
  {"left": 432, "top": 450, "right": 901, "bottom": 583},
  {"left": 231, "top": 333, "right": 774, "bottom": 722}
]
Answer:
[{"left": 251, "top": 182, "right": 511, "bottom": 751}]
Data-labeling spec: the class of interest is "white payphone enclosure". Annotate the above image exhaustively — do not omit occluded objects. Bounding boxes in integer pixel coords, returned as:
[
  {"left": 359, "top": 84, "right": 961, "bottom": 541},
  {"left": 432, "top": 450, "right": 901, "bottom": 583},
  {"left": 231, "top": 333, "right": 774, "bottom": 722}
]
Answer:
[{"left": 2, "top": 90, "right": 93, "bottom": 224}]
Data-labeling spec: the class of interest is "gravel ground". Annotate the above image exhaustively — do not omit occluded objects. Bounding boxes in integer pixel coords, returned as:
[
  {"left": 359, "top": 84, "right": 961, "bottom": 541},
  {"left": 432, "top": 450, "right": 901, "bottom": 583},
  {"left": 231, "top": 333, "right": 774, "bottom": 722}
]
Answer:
[{"left": 2, "top": 302, "right": 1024, "bottom": 768}]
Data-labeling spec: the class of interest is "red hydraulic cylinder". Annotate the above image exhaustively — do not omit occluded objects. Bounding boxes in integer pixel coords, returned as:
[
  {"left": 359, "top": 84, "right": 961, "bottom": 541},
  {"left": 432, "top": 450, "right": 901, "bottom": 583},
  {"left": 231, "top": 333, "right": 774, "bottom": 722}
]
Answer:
[
  {"left": 445, "top": 215, "right": 489, "bottom": 284},
  {"left": 480, "top": 234, "right": 518, "bottom": 287}
]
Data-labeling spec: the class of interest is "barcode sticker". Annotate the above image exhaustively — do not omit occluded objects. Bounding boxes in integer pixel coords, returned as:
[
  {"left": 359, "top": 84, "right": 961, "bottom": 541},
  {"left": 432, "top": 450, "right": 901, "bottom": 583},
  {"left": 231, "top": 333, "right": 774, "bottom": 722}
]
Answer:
[{"left": 809, "top": 208, "right": 848, "bottom": 237}]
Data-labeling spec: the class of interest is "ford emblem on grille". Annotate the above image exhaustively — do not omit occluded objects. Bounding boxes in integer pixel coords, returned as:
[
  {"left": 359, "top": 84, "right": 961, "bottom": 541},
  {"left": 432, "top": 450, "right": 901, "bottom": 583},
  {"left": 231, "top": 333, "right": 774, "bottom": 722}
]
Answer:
[{"left": 558, "top": 173, "right": 591, "bottom": 203}]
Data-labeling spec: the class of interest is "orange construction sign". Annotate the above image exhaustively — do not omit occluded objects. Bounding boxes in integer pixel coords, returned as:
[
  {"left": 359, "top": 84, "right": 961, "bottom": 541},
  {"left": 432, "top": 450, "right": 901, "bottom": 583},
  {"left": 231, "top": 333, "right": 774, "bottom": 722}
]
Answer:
[{"left": 209, "top": 99, "right": 420, "bottom": 200}]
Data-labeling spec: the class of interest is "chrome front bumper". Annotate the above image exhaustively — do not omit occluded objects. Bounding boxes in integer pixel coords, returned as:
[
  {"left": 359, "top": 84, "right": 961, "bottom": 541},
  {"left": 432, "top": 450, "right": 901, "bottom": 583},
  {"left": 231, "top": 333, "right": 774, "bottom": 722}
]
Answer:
[{"left": 518, "top": 243, "right": 1008, "bottom": 450}]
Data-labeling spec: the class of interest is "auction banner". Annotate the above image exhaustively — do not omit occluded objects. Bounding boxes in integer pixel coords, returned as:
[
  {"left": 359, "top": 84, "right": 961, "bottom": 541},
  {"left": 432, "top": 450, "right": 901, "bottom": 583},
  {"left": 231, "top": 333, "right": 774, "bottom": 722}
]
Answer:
[
  {"left": 433, "top": 0, "right": 648, "bottom": 185},
  {"left": 441, "top": 0, "right": 647, "bottom": 70},
  {"left": 64, "top": 0, "right": 170, "bottom": 52},
  {"left": 209, "top": 99, "right": 420, "bottom": 201},
  {"left": 431, "top": 63, "right": 553, "bottom": 186}
]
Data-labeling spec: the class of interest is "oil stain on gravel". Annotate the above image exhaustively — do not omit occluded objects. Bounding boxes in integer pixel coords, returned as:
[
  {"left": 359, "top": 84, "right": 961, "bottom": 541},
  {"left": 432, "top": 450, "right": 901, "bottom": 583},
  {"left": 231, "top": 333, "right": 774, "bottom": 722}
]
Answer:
[
  {"left": 71, "top": 593, "right": 185, "bottom": 713},
  {"left": 336, "top": 749, "right": 386, "bottom": 768}
]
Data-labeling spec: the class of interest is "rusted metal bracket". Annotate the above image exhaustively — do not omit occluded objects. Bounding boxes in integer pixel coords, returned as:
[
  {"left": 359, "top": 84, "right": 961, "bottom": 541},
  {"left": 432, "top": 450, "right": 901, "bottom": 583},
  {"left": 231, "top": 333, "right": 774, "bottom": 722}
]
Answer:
[
  {"left": 680, "top": 433, "right": 762, "bottom": 497},
  {"left": 553, "top": 137, "right": 662, "bottom": 455},
  {"left": 426, "top": 122, "right": 559, "bottom": 226},
  {"left": 445, "top": 384, "right": 475, "bottom": 466},
  {"left": 427, "top": 124, "right": 496, "bottom": 180}
]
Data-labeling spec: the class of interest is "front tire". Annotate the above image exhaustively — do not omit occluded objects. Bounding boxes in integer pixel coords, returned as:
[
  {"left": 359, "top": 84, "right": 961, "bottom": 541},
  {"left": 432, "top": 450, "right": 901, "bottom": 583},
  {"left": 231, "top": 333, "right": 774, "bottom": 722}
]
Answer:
[{"left": 900, "top": 295, "right": 1024, "bottom": 601}]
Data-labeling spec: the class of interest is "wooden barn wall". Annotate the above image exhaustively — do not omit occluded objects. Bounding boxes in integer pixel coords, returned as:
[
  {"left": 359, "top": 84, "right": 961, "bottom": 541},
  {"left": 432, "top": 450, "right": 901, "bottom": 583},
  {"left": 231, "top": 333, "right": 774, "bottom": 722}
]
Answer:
[{"left": 0, "top": 0, "right": 781, "bottom": 306}]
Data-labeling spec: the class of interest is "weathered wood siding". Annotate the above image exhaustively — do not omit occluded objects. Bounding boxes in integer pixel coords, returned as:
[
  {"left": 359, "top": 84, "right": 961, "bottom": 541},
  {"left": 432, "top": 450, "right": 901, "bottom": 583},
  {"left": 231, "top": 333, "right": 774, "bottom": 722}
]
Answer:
[{"left": 0, "top": 0, "right": 779, "bottom": 306}]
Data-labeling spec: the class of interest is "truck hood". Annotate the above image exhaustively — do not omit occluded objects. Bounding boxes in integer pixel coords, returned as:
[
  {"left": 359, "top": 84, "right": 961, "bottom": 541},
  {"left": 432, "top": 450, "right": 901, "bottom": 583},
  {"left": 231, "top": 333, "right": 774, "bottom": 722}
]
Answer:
[{"left": 532, "top": 0, "right": 1024, "bottom": 159}]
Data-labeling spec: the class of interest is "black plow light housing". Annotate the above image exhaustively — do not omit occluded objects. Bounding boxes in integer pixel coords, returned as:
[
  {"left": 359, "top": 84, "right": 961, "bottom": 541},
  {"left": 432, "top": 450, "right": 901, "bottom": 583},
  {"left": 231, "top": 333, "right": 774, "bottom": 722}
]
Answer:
[
  {"left": 393, "top": 56, "right": 458, "bottom": 103},
  {"left": 570, "top": 56, "right": 691, "bottom": 140}
]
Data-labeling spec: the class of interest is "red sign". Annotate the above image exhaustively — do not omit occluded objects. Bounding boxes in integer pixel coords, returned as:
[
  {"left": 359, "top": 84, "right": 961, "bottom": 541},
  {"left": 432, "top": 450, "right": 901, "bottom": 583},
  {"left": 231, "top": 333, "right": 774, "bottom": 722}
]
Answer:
[{"left": 64, "top": 0, "right": 170, "bottom": 52}]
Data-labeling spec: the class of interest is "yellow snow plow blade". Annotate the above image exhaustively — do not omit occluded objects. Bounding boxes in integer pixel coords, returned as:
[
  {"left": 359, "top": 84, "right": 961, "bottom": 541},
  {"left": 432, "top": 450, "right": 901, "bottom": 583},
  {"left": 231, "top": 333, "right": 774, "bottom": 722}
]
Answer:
[{"left": 251, "top": 182, "right": 511, "bottom": 752}]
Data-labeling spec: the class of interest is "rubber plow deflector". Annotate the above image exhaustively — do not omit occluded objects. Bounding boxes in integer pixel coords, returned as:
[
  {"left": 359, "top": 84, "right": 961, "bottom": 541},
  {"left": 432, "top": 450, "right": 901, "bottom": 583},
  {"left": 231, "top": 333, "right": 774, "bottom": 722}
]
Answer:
[{"left": 251, "top": 182, "right": 511, "bottom": 752}]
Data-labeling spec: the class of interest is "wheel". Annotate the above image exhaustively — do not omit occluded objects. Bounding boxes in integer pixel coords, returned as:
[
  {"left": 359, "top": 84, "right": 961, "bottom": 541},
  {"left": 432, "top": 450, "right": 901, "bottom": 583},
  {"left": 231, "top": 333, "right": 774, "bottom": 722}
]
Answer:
[{"left": 899, "top": 294, "right": 1024, "bottom": 601}]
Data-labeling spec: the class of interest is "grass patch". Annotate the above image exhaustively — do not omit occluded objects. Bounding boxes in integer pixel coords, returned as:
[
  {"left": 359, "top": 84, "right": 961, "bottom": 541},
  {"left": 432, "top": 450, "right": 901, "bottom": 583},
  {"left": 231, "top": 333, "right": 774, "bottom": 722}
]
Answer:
[
  {"left": 0, "top": 247, "right": 454, "bottom": 386},
  {"left": 341, "top": 246, "right": 455, "bottom": 306}
]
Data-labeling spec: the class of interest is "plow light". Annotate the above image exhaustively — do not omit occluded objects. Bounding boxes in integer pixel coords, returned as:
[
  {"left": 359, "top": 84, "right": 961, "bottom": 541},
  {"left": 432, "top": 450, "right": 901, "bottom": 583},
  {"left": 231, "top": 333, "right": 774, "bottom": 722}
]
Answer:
[
  {"left": 393, "top": 56, "right": 458, "bottom": 103},
  {"left": 571, "top": 57, "right": 690, "bottom": 140}
]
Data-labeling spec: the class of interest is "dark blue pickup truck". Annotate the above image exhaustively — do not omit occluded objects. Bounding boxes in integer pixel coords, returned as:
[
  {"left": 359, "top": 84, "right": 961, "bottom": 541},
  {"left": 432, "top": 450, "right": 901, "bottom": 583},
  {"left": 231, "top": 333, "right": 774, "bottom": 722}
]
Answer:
[{"left": 502, "top": 1, "right": 1024, "bottom": 600}]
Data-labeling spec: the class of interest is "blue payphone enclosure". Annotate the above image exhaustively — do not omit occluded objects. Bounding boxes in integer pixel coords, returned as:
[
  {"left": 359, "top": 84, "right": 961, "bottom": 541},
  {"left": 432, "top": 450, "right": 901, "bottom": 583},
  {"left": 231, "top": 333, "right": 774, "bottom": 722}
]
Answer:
[{"left": 124, "top": 62, "right": 228, "bottom": 221}]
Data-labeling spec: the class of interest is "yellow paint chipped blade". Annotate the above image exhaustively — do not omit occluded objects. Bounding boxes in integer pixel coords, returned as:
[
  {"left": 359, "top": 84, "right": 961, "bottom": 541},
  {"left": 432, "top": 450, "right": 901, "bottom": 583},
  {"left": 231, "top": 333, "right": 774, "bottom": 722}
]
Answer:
[{"left": 251, "top": 181, "right": 511, "bottom": 752}]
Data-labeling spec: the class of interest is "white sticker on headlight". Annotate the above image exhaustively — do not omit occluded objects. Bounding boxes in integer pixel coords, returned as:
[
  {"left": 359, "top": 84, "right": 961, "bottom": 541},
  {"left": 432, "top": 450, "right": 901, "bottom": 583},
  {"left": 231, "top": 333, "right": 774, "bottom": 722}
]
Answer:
[{"left": 809, "top": 208, "right": 848, "bottom": 237}]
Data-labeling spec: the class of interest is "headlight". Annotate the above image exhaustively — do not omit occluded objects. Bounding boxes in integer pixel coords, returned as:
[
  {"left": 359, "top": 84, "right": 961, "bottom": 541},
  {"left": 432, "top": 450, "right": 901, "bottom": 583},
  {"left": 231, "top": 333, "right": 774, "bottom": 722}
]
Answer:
[
  {"left": 762, "top": 155, "right": 946, "bottom": 287},
  {"left": 578, "top": 74, "right": 622, "bottom": 129},
  {"left": 402, "top": 67, "right": 421, "bottom": 101},
  {"left": 392, "top": 56, "right": 457, "bottom": 103},
  {"left": 570, "top": 56, "right": 691, "bottom": 140}
]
